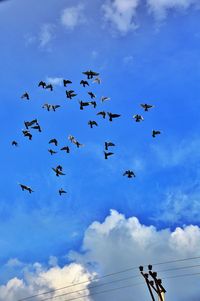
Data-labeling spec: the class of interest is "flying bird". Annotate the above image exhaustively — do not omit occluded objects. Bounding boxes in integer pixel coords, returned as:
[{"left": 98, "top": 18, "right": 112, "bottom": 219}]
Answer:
[
  {"left": 140, "top": 104, "right": 154, "bottom": 112},
  {"left": 79, "top": 101, "right": 90, "bottom": 110},
  {"left": 12, "top": 140, "right": 18, "bottom": 146},
  {"left": 105, "top": 141, "right": 115, "bottom": 150},
  {"left": 45, "top": 84, "right": 53, "bottom": 91},
  {"left": 48, "top": 149, "right": 57, "bottom": 155},
  {"left": 49, "top": 138, "right": 58, "bottom": 146},
  {"left": 24, "top": 119, "right": 38, "bottom": 129},
  {"left": 66, "top": 90, "right": 77, "bottom": 99},
  {"left": 107, "top": 112, "right": 121, "bottom": 122},
  {"left": 63, "top": 79, "right": 72, "bottom": 87},
  {"left": 88, "top": 92, "right": 96, "bottom": 99},
  {"left": 88, "top": 120, "right": 98, "bottom": 128},
  {"left": 82, "top": 70, "right": 99, "bottom": 79},
  {"left": 80, "top": 80, "right": 89, "bottom": 87},
  {"left": 31, "top": 124, "right": 42, "bottom": 132},
  {"left": 92, "top": 77, "right": 101, "bottom": 84},
  {"left": 22, "top": 130, "right": 32, "bottom": 140},
  {"left": 61, "top": 146, "right": 70, "bottom": 153},
  {"left": 52, "top": 105, "right": 60, "bottom": 112},
  {"left": 68, "top": 135, "right": 75, "bottom": 143},
  {"left": 104, "top": 151, "right": 114, "bottom": 159},
  {"left": 97, "top": 111, "right": 106, "bottom": 119},
  {"left": 101, "top": 96, "right": 110, "bottom": 103},
  {"left": 123, "top": 170, "right": 136, "bottom": 178},
  {"left": 89, "top": 101, "right": 97, "bottom": 108},
  {"left": 19, "top": 184, "right": 34, "bottom": 193},
  {"left": 59, "top": 188, "right": 67, "bottom": 196},
  {"left": 38, "top": 81, "right": 46, "bottom": 88},
  {"left": 21, "top": 92, "right": 29, "bottom": 100},
  {"left": 133, "top": 114, "right": 144, "bottom": 122},
  {"left": 52, "top": 167, "right": 65, "bottom": 177},
  {"left": 42, "top": 103, "right": 51, "bottom": 111},
  {"left": 152, "top": 130, "right": 161, "bottom": 138}
]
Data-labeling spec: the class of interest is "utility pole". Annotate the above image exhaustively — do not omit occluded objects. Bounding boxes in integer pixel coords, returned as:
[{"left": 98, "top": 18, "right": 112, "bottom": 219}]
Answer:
[{"left": 139, "top": 265, "right": 166, "bottom": 301}]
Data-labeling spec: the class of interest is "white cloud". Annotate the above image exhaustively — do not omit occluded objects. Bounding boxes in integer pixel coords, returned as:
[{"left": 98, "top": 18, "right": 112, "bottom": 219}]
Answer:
[
  {"left": 147, "top": 0, "right": 200, "bottom": 20},
  {"left": 61, "top": 4, "right": 85, "bottom": 30},
  {"left": 2, "top": 211, "right": 200, "bottom": 301},
  {"left": 46, "top": 77, "right": 63, "bottom": 86},
  {"left": 102, "top": 0, "right": 140, "bottom": 34},
  {"left": 39, "top": 24, "right": 55, "bottom": 48}
]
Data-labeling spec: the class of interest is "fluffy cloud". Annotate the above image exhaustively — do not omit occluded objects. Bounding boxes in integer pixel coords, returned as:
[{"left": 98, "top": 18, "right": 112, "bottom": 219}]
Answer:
[
  {"left": 102, "top": 0, "right": 139, "bottom": 34},
  {"left": 147, "top": 0, "right": 200, "bottom": 20},
  {"left": 39, "top": 24, "right": 55, "bottom": 48},
  {"left": 46, "top": 77, "right": 63, "bottom": 86},
  {"left": 1, "top": 210, "right": 200, "bottom": 301},
  {"left": 61, "top": 4, "right": 85, "bottom": 30}
]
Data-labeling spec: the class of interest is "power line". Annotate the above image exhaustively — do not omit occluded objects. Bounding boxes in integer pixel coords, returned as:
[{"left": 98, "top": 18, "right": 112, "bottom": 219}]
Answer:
[{"left": 17, "top": 255, "right": 200, "bottom": 301}]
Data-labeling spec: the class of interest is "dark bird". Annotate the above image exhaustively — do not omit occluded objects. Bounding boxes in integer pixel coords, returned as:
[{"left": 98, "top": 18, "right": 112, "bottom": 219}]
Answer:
[
  {"left": 31, "top": 124, "right": 42, "bottom": 132},
  {"left": 42, "top": 103, "right": 51, "bottom": 111},
  {"left": 105, "top": 141, "right": 115, "bottom": 150},
  {"left": 74, "top": 140, "right": 83, "bottom": 148},
  {"left": 21, "top": 92, "right": 29, "bottom": 100},
  {"left": 140, "top": 104, "right": 154, "bottom": 112},
  {"left": 89, "top": 101, "right": 97, "bottom": 108},
  {"left": 88, "top": 120, "right": 98, "bottom": 128},
  {"left": 80, "top": 80, "right": 89, "bottom": 87},
  {"left": 97, "top": 111, "right": 106, "bottom": 119},
  {"left": 12, "top": 140, "right": 18, "bottom": 146},
  {"left": 123, "top": 170, "right": 136, "bottom": 178},
  {"left": 92, "top": 77, "right": 101, "bottom": 84},
  {"left": 52, "top": 166, "right": 65, "bottom": 176},
  {"left": 63, "top": 79, "right": 72, "bottom": 87},
  {"left": 49, "top": 138, "right": 58, "bottom": 146},
  {"left": 48, "top": 149, "right": 57, "bottom": 155},
  {"left": 82, "top": 70, "right": 99, "bottom": 79},
  {"left": 45, "top": 84, "right": 53, "bottom": 91},
  {"left": 38, "top": 81, "right": 46, "bottom": 88},
  {"left": 22, "top": 130, "right": 32, "bottom": 140},
  {"left": 59, "top": 188, "right": 67, "bottom": 196},
  {"left": 68, "top": 135, "right": 75, "bottom": 143},
  {"left": 152, "top": 130, "right": 161, "bottom": 138},
  {"left": 24, "top": 119, "right": 38, "bottom": 129},
  {"left": 101, "top": 96, "right": 110, "bottom": 102},
  {"left": 52, "top": 105, "right": 60, "bottom": 112},
  {"left": 19, "top": 184, "right": 34, "bottom": 193},
  {"left": 68, "top": 135, "right": 83, "bottom": 147},
  {"left": 133, "top": 114, "right": 144, "bottom": 122},
  {"left": 88, "top": 91, "right": 96, "bottom": 99},
  {"left": 107, "top": 112, "right": 121, "bottom": 122},
  {"left": 61, "top": 146, "right": 70, "bottom": 153},
  {"left": 104, "top": 151, "right": 114, "bottom": 159},
  {"left": 79, "top": 100, "right": 90, "bottom": 110},
  {"left": 66, "top": 90, "right": 77, "bottom": 99}
]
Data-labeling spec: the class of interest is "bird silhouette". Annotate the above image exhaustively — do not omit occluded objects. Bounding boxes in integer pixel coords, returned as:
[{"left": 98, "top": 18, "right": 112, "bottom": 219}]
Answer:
[
  {"left": 45, "top": 84, "right": 53, "bottom": 91},
  {"left": 19, "top": 184, "right": 34, "bottom": 193},
  {"left": 79, "top": 101, "right": 90, "bottom": 110},
  {"left": 88, "top": 92, "right": 96, "bottom": 99},
  {"left": 63, "top": 79, "right": 72, "bottom": 87},
  {"left": 89, "top": 101, "right": 97, "bottom": 108},
  {"left": 52, "top": 105, "right": 60, "bottom": 112},
  {"left": 66, "top": 90, "right": 77, "bottom": 99},
  {"left": 140, "top": 104, "right": 154, "bottom": 112},
  {"left": 92, "top": 77, "right": 101, "bottom": 84},
  {"left": 133, "top": 114, "right": 144, "bottom": 122},
  {"left": 97, "top": 111, "right": 106, "bottom": 119},
  {"left": 101, "top": 96, "right": 110, "bottom": 102},
  {"left": 48, "top": 149, "right": 57, "bottom": 155},
  {"left": 22, "top": 130, "right": 32, "bottom": 140},
  {"left": 104, "top": 151, "right": 114, "bottom": 159},
  {"left": 88, "top": 120, "right": 98, "bottom": 128},
  {"left": 12, "top": 140, "right": 18, "bottom": 146},
  {"left": 107, "top": 112, "right": 121, "bottom": 122},
  {"left": 49, "top": 138, "right": 58, "bottom": 146},
  {"left": 38, "top": 81, "right": 46, "bottom": 88},
  {"left": 82, "top": 70, "right": 99, "bottom": 79},
  {"left": 61, "top": 146, "right": 70, "bottom": 153},
  {"left": 59, "top": 188, "right": 67, "bottom": 196},
  {"left": 80, "top": 80, "right": 89, "bottom": 87},
  {"left": 123, "top": 170, "right": 136, "bottom": 178},
  {"left": 24, "top": 119, "right": 38, "bottom": 129},
  {"left": 105, "top": 141, "right": 115, "bottom": 150},
  {"left": 52, "top": 167, "right": 65, "bottom": 177},
  {"left": 31, "top": 124, "right": 42, "bottom": 132},
  {"left": 21, "top": 92, "right": 29, "bottom": 100},
  {"left": 42, "top": 103, "right": 51, "bottom": 111},
  {"left": 152, "top": 130, "right": 161, "bottom": 138}
]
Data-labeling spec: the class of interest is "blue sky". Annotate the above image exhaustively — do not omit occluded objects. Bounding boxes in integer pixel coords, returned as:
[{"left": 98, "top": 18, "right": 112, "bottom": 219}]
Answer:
[{"left": 1, "top": 0, "right": 200, "bottom": 300}]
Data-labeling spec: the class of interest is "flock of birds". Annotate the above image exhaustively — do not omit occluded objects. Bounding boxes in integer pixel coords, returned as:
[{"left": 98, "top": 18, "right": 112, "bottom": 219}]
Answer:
[{"left": 15, "top": 70, "right": 161, "bottom": 195}]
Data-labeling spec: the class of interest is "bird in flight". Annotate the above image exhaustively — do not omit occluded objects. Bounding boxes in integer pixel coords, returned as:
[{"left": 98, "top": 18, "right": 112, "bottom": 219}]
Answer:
[
  {"left": 88, "top": 120, "right": 98, "bottom": 128},
  {"left": 152, "top": 130, "right": 161, "bottom": 138},
  {"left": 59, "top": 188, "right": 67, "bottom": 196},
  {"left": 82, "top": 70, "right": 99, "bottom": 79},
  {"left": 21, "top": 92, "right": 29, "bottom": 100},
  {"left": 52, "top": 166, "right": 65, "bottom": 176},
  {"left": 92, "top": 77, "right": 101, "bottom": 84},
  {"left": 38, "top": 81, "right": 46, "bottom": 89},
  {"left": 19, "top": 184, "right": 34, "bottom": 193},
  {"left": 61, "top": 146, "right": 70, "bottom": 153},
  {"left": 79, "top": 101, "right": 90, "bottom": 110},
  {"left": 49, "top": 138, "right": 58, "bottom": 146},
  {"left": 104, "top": 151, "right": 114, "bottom": 159},
  {"left": 88, "top": 92, "right": 96, "bottom": 99},
  {"left": 105, "top": 141, "right": 115, "bottom": 150},
  {"left": 123, "top": 170, "right": 136, "bottom": 178},
  {"left": 42, "top": 103, "right": 51, "bottom": 111},
  {"left": 97, "top": 111, "right": 106, "bottom": 119},
  {"left": 12, "top": 140, "right": 18, "bottom": 146},
  {"left": 66, "top": 90, "right": 77, "bottom": 99},
  {"left": 63, "top": 79, "right": 72, "bottom": 87},
  {"left": 133, "top": 114, "right": 144, "bottom": 122},
  {"left": 22, "top": 130, "right": 32, "bottom": 140},
  {"left": 107, "top": 112, "right": 121, "bottom": 122},
  {"left": 101, "top": 96, "right": 110, "bottom": 103},
  {"left": 52, "top": 105, "right": 60, "bottom": 112},
  {"left": 45, "top": 84, "right": 53, "bottom": 91},
  {"left": 31, "top": 123, "right": 42, "bottom": 132},
  {"left": 80, "top": 80, "right": 89, "bottom": 87},
  {"left": 24, "top": 119, "right": 38, "bottom": 129},
  {"left": 48, "top": 149, "right": 57, "bottom": 155},
  {"left": 140, "top": 104, "right": 154, "bottom": 112},
  {"left": 89, "top": 101, "right": 97, "bottom": 108}
]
